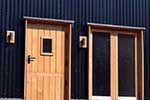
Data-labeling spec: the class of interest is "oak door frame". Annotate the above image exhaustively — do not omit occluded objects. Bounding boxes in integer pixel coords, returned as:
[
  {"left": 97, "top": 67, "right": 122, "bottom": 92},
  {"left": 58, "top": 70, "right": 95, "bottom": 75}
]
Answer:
[
  {"left": 88, "top": 23, "right": 145, "bottom": 100},
  {"left": 24, "top": 16, "right": 74, "bottom": 100}
]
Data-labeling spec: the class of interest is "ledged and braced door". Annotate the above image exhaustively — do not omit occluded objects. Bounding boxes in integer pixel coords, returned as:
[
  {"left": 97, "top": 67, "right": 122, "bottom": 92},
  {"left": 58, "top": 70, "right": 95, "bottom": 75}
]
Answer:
[{"left": 24, "top": 17, "right": 72, "bottom": 100}]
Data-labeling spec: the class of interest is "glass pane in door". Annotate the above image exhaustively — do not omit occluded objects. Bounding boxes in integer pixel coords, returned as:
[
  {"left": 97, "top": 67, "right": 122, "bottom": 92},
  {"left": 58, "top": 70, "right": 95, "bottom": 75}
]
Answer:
[
  {"left": 93, "top": 32, "right": 110, "bottom": 96},
  {"left": 118, "top": 34, "right": 135, "bottom": 96}
]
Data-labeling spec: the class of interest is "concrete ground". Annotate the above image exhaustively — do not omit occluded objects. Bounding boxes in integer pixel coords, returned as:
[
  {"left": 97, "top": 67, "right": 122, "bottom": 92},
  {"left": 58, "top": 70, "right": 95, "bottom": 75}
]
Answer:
[{"left": 0, "top": 98, "right": 23, "bottom": 100}]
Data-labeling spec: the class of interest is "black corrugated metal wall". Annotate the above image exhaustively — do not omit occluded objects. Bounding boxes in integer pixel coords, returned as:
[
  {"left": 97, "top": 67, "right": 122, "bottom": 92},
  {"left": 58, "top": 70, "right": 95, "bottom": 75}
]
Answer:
[{"left": 0, "top": 0, "right": 149, "bottom": 99}]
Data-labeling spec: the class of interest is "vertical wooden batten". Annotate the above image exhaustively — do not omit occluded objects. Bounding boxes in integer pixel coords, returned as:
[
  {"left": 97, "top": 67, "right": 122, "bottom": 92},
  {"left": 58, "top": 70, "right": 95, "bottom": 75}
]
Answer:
[
  {"left": 137, "top": 30, "right": 144, "bottom": 100},
  {"left": 142, "top": 31, "right": 144, "bottom": 100},
  {"left": 68, "top": 24, "right": 72, "bottom": 100},
  {"left": 64, "top": 23, "right": 72, "bottom": 100},
  {"left": 110, "top": 32, "right": 118, "bottom": 100},
  {"left": 88, "top": 25, "right": 92, "bottom": 100},
  {"left": 24, "top": 19, "right": 28, "bottom": 100}
]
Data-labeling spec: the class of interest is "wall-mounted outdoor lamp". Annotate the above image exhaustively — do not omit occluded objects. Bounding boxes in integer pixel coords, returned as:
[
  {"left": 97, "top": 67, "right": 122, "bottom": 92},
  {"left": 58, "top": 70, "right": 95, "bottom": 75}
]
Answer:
[
  {"left": 79, "top": 36, "right": 87, "bottom": 48},
  {"left": 6, "top": 30, "right": 15, "bottom": 44}
]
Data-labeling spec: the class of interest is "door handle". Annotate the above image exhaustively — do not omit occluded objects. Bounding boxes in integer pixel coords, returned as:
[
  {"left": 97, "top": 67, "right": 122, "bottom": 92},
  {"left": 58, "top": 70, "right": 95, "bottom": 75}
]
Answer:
[{"left": 28, "top": 55, "right": 36, "bottom": 64}]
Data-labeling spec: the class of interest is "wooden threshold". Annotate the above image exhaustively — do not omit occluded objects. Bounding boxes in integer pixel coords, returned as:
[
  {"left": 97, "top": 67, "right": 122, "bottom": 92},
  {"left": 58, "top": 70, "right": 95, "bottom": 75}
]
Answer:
[
  {"left": 92, "top": 96, "right": 111, "bottom": 100},
  {"left": 118, "top": 97, "right": 136, "bottom": 100}
]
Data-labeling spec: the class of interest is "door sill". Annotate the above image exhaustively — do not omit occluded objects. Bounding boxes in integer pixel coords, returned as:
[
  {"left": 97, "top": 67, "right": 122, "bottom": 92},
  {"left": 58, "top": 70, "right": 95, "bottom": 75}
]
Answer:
[
  {"left": 118, "top": 97, "right": 136, "bottom": 100},
  {"left": 92, "top": 96, "right": 111, "bottom": 100}
]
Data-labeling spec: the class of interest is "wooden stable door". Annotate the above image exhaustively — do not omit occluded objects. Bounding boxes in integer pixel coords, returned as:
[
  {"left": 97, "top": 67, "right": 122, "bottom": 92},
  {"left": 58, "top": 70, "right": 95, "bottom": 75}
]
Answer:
[{"left": 25, "top": 23, "right": 65, "bottom": 100}]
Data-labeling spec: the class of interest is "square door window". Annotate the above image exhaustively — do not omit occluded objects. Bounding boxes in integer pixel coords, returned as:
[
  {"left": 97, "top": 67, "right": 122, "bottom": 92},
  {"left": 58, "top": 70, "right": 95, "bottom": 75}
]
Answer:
[{"left": 41, "top": 36, "right": 53, "bottom": 56}]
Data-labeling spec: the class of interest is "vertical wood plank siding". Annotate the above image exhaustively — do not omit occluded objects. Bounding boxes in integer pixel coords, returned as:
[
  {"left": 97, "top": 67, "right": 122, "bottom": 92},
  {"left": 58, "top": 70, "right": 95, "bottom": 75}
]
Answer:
[{"left": 0, "top": 0, "right": 149, "bottom": 99}]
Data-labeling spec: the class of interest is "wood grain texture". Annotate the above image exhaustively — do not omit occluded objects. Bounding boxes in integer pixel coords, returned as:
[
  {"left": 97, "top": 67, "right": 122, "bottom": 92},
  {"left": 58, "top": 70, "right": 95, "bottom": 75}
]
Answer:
[
  {"left": 111, "top": 32, "right": 118, "bottom": 100},
  {"left": 24, "top": 21, "right": 72, "bottom": 100},
  {"left": 26, "top": 23, "right": 32, "bottom": 100},
  {"left": 66, "top": 24, "right": 72, "bottom": 100},
  {"left": 137, "top": 31, "right": 144, "bottom": 100}
]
